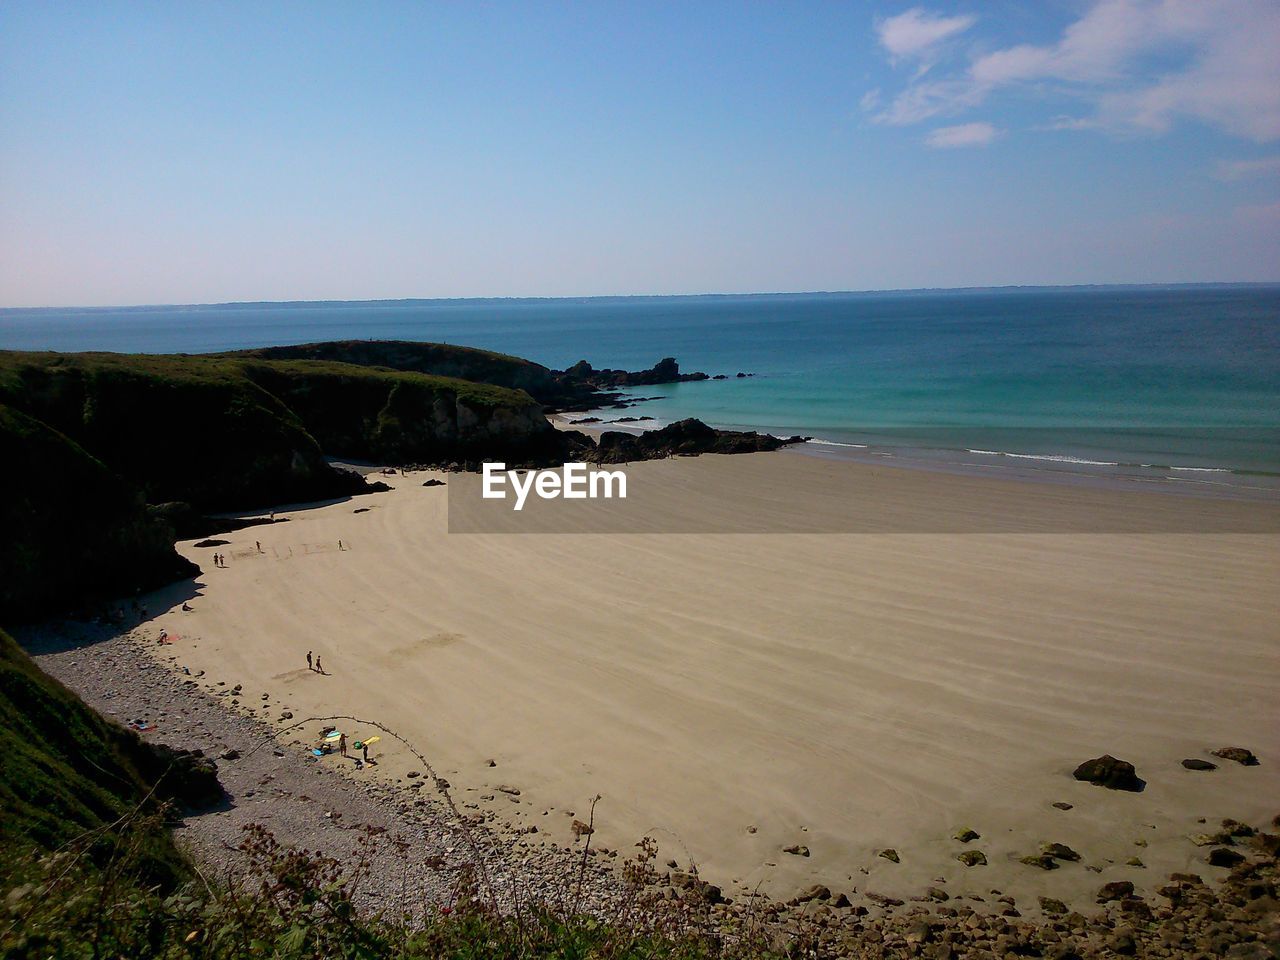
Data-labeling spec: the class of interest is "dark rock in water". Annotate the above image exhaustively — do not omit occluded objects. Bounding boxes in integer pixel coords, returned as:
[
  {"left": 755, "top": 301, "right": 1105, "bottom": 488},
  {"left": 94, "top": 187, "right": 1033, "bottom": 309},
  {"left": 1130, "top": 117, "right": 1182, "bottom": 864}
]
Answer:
[
  {"left": 193, "top": 539, "right": 231, "bottom": 548},
  {"left": 421, "top": 478, "right": 445, "bottom": 487},
  {"left": 573, "top": 417, "right": 602, "bottom": 424},
  {"left": 143, "top": 743, "right": 224, "bottom": 809},
  {"left": 712, "top": 374, "right": 728, "bottom": 380},
  {"left": 1183, "top": 758, "right": 1218, "bottom": 771},
  {"left": 1073, "top": 755, "right": 1145, "bottom": 791},
  {"left": 1208, "top": 847, "right": 1246, "bottom": 868},
  {"left": 1097, "top": 881, "right": 1135, "bottom": 902},
  {"left": 1212, "top": 746, "right": 1260, "bottom": 766}
]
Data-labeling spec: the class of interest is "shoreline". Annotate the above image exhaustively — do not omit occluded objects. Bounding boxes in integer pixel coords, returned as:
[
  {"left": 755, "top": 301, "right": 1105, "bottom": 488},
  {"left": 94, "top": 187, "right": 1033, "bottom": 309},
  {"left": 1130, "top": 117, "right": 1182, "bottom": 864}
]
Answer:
[{"left": 553, "top": 414, "right": 1280, "bottom": 503}]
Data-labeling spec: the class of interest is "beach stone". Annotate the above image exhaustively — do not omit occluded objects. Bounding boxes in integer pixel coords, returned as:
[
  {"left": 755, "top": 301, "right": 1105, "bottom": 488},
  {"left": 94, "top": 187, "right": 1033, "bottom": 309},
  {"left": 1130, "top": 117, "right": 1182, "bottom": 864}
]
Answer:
[
  {"left": 1039, "top": 897, "right": 1068, "bottom": 915},
  {"left": 879, "top": 848, "right": 900, "bottom": 863},
  {"left": 1183, "top": 758, "right": 1218, "bottom": 771},
  {"left": 783, "top": 844, "right": 810, "bottom": 857},
  {"left": 497, "top": 784, "right": 521, "bottom": 795},
  {"left": 1041, "top": 842, "right": 1082, "bottom": 862},
  {"left": 1052, "top": 801, "right": 1073, "bottom": 810},
  {"left": 956, "top": 851, "right": 987, "bottom": 867},
  {"left": 954, "top": 827, "right": 980, "bottom": 843},
  {"left": 1212, "top": 747, "right": 1259, "bottom": 766},
  {"left": 1073, "top": 755, "right": 1144, "bottom": 791},
  {"left": 1209, "top": 848, "right": 1246, "bottom": 868},
  {"left": 1221, "top": 818, "right": 1255, "bottom": 837},
  {"left": 795, "top": 884, "right": 830, "bottom": 903},
  {"left": 1097, "top": 881, "right": 1135, "bottom": 902},
  {"left": 1108, "top": 927, "right": 1137, "bottom": 955},
  {"left": 219, "top": 748, "right": 240, "bottom": 761}
]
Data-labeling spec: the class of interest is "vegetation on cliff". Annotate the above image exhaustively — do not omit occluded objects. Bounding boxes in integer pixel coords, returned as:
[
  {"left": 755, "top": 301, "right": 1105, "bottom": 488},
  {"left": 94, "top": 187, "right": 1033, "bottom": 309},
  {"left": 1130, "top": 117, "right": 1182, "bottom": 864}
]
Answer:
[{"left": 0, "top": 405, "right": 198, "bottom": 621}]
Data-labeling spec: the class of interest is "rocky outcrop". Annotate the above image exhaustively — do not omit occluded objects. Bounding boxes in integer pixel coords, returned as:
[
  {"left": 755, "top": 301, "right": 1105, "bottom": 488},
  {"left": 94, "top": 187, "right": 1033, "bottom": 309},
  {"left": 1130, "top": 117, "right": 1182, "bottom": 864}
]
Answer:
[
  {"left": 142, "top": 743, "right": 225, "bottom": 809},
  {"left": 585, "top": 418, "right": 805, "bottom": 463}
]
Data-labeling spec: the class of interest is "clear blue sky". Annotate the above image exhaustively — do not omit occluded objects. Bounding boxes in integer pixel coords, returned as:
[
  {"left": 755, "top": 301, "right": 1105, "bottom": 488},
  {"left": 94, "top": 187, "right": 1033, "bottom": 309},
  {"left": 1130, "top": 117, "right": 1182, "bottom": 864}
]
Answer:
[{"left": 1, "top": 1, "right": 1278, "bottom": 306}]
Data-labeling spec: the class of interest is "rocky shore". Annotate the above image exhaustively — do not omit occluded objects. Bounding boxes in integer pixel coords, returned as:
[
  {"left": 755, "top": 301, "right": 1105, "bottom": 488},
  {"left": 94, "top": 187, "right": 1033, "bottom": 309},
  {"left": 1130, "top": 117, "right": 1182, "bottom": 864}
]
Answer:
[{"left": 18, "top": 615, "right": 1279, "bottom": 958}]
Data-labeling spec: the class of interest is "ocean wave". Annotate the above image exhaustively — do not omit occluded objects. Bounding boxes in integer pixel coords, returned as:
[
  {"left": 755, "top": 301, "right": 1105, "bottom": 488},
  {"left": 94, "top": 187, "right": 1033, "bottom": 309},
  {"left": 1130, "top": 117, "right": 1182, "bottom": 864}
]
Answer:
[
  {"left": 1169, "top": 465, "right": 1232, "bottom": 473},
  {"left": 966, "top": 449, "right": 1119, "bottom": 466},
  {"left": 805, "top": 438, "right": 869, "bottom": 448}
]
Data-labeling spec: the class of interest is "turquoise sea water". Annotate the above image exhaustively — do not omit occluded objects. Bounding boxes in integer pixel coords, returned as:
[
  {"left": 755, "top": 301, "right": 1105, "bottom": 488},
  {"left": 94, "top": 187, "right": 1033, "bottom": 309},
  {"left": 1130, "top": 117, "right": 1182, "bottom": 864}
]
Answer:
[{"left": 3, "top": 286, "right": 1278, "bottom": 482}]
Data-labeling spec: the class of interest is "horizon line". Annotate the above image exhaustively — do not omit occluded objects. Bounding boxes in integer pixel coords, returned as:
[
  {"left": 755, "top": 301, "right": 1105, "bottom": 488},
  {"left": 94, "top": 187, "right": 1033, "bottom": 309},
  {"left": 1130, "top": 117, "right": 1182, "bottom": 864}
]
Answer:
[{"left": 3, "top": 279, "right": 1280, "bottom": 313}]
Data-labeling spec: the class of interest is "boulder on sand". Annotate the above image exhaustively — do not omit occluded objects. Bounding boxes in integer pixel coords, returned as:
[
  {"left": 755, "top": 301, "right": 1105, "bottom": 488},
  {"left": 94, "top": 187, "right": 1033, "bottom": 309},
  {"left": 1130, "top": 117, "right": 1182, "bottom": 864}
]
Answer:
[
  {"left": 1073, "top": 755, "right": 1145, "bottom": 792},
  {"left": 1211, "top": 747, "right": 1259, "bottom": 766},
  {"left": 1182, "top": 758, "right": 1217, "bottom": 771}
]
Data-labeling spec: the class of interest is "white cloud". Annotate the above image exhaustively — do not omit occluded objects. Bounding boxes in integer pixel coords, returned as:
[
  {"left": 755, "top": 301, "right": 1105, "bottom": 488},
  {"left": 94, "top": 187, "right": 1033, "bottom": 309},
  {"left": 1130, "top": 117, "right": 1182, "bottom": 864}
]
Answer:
[
  {"left": 925, "top": 122, "right": 999, "bottom": 148},
  {"left": 859, "top": 88, "right": 883, "bottom": 113},
  {"left": 874, "top": 1, "right": 1280, "bottom": 143},
  {"left": 1214, "top": 156, "right": 1280, "bottom": 181},
  {"left": 876, "top": 8, "right": 975, "bottom": 62}
]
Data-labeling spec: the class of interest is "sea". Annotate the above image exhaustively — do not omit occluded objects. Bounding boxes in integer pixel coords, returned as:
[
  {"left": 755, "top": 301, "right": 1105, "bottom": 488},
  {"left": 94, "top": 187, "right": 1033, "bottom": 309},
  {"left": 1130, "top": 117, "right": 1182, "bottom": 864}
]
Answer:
[{"left": 3, "top": 285, "right": 1278, "bottom": 494}]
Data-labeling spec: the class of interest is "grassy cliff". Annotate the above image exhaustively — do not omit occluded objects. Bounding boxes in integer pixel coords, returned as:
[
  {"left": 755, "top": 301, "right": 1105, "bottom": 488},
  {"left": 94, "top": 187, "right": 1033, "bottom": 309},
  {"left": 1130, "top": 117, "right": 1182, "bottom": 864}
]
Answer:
[
  {"left": 0, "top": 628, "right": 188, "bottom": 884},
  {"left": 0, "top": 352, "right": 370, "bottom": 510},
  {"left": 224, "top": 340, "right": 560, "bottom": 401},
  {"left": 0, "top": 405, "right": 199, "bottom": 622}
]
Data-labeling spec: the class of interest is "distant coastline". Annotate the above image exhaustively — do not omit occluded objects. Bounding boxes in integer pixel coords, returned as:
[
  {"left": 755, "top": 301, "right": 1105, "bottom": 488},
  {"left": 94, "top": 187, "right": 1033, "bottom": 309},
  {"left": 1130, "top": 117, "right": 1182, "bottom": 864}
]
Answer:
[{"left": 4, "top": 280, "right": 1280, "bottom": 314}]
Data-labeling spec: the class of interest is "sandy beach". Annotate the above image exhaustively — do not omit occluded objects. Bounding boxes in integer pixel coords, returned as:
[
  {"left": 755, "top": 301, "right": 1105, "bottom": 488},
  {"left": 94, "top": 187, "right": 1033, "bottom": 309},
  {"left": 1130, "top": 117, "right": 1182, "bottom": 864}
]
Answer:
[{"left": 137, "top": 449, "right": 1279, "bottom": 913}]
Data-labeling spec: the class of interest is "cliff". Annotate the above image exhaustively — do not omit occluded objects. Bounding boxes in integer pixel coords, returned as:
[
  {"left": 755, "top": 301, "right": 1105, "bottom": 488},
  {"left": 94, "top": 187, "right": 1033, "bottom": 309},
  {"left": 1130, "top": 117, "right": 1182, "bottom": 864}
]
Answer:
[
  {"left": 0, "top": 352, "right": 371, "bottom": 510},
  {"left": 0, "top": 405, "right": 199, "bottom": 622},
  {"left": 224, "top": 340, "right": 560, "bottom": 400},
  {"left": 0, "top": 627, "right": 196, "bottom": 878}
]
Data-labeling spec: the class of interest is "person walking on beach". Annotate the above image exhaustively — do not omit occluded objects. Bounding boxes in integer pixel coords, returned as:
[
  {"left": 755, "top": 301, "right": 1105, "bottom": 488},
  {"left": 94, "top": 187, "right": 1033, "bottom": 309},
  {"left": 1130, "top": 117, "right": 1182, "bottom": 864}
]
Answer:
[
  {"left": 255, "top": 540, "right": 262, "bottom": 553},
  {"left": 338, "top": 539, "right": 344, "bottom": 551},
  {"left": 361, "top": 741, "right": 369, "bottom": 763},
  {"left": 339, "top": 733, "right": 347, "bottom": 757},
  {"left": 306, "top": 650, "right": 313, "bottom": 671},
  {"left": 315, "top": 656, "right": 323, "bottom": 674}
]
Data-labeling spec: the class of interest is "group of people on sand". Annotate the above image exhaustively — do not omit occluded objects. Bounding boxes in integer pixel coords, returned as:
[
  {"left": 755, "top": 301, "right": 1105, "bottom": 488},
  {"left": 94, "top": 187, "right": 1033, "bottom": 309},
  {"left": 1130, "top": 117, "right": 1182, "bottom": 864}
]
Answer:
[
  {"left": 305, "top": 650, "right": 325, "bottom": 674},
  {"left": 212, "top": 552, "right": 227, "bottom": 567}
]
